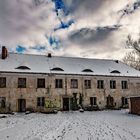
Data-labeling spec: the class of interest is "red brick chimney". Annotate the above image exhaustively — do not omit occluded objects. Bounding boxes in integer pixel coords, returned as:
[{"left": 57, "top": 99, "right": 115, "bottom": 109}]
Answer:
[{"left": 1, "top": 46, "right": 8, "bottom": 59}]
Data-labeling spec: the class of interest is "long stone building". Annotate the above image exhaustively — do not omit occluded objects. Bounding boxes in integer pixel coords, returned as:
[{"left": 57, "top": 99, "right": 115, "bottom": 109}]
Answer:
[{"left": 0, "top": 46, "right": 140, "bottom": 112}]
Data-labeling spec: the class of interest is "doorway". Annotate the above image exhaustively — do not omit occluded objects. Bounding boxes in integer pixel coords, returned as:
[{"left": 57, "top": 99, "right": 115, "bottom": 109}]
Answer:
[
  {"left": 18, "top": 99, "right": 26, "bottom": 112},
  {"left": 63, "top": 98, "right": 70, "bottom": 111},
  {"left": 106, "top": 95, "right": 114, "bottom": 109}
]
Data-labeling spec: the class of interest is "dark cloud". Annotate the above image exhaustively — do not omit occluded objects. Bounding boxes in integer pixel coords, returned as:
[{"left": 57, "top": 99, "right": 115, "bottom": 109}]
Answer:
[{"left": 68, "top": 25, "right": 120, "bottom": 46}]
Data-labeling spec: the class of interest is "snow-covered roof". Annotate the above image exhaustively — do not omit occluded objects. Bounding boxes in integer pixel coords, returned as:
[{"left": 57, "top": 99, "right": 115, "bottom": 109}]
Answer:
[{"left": 0, "top": 53, "right": 140, "bottom": 77}]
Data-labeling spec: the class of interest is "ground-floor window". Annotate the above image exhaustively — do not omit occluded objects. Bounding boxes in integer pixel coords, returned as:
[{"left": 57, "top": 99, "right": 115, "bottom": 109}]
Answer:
[
  {"left": 90, "top": 97, "right": 97, "bottom": 105},
  {"left": 122, "top": 97, "right": 128, "bottom": 106},
  {"left": 0, "top": 97, "right": 6, "bottom": 108},
  {"left": 37, "top": 97, "right": 45, "bottom": 107}
]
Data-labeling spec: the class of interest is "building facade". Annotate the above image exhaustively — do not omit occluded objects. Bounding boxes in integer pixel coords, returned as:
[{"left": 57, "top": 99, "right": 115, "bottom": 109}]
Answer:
[{"left": 0, "top": 46, "right": 140, "bottom": 112}]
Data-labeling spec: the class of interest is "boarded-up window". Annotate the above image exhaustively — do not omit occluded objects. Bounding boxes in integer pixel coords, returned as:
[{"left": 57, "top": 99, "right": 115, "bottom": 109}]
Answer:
[
  {"left": 37, "top": 78, "right": 45, "bottom": 88},
  {"left": 90, "top": 97, "right": 97, "bottom": 105},
  {"left": 0, "top": 97, "right": 6, "bottom": 108},
  {"left": 97, "top": 80, "right": 104, "bottom": 89},
  {"left": 0, "top": 77, "right": 6, "bottom": 88},
  {"left": 18, "top": 78, "right": 26, "bottom": 88},
  {"left": 85, "top": 80, "right": 91, "bottom": 89},
  {"left": 37, "top": 97, "right": 45, "bottom": 107},
  {"left": 110, "top": 80, "right": 116, "bottom": 89},
  {"left": 121, "top": 81, "right": 128, "bottom": 89},
  {"left": 71, "top": 79, "right": 78, "bottom": 88},
  {"left": 55, "top": 79, "right": 63, "bottom": 88}
]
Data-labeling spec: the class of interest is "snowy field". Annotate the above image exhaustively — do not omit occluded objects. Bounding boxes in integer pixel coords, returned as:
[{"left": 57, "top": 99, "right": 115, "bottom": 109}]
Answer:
[{"left": 0, "top": 110, "right": 140, "bottom": 140}]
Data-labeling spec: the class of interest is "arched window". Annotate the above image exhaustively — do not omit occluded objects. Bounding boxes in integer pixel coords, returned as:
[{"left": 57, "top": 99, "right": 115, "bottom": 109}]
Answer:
[
  {"left": 16, "top": 66, "right": 31, "bottom": 70},
  {"left": 51, "top": 67, "right": 64, "bottom": 71},
  {"left": 82, "top": 69, "right": 93, "bottom": 72},
  {"left": 110, "top": 70, "right": 120, "bottom": 74}
]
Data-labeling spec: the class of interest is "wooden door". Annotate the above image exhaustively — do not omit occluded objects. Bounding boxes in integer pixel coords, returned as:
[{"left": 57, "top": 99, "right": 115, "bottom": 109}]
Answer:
[{"left": 18, "top": 99, "right": 26, "bottom": 112}]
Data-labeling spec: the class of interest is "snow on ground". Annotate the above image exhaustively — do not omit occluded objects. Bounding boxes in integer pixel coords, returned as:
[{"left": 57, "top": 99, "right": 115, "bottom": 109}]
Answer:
[{"left": 0, "top": 110, "right": 140, "bottom": 140}]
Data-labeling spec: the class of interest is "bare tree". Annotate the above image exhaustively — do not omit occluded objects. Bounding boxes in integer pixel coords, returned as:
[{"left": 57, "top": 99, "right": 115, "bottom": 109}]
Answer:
[{"left": 123, "top": 35, "right": 140, "bottom": 70}]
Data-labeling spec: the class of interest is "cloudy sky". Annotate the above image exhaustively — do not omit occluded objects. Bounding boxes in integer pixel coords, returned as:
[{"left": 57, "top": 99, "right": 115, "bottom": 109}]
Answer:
[{"left": 0, "top": 0, "right": 140, "bottom": 60}]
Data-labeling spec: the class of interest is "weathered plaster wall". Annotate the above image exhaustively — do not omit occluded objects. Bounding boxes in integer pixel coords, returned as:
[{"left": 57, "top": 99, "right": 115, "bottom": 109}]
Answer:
[{"left": 0, "top": 73, "right": 140, "bottom": 112}]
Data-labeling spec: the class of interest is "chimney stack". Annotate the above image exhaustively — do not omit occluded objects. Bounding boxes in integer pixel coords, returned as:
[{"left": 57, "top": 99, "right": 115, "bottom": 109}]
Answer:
[
  {"left": 48, "top": 53, "right": 52, "bottom": 57},
  {"left": 1, "top": 46, "right": 8, "bottom": 59}
]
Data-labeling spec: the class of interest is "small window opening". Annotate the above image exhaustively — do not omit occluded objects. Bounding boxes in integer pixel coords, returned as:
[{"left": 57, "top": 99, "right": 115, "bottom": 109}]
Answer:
[{"left": 82, "top": 69, "right": 93, "bottom": 72}]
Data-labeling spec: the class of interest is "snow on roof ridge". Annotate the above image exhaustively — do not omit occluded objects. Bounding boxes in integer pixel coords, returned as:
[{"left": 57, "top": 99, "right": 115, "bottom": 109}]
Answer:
[{"left": 9, "top": 52, "right": 119, "bottom": 62}]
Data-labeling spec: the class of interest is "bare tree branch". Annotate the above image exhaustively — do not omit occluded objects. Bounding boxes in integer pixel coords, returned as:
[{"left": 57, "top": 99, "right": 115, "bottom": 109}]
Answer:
[{"left": 123, "top": 35, "right": 140, "bottom": 70}]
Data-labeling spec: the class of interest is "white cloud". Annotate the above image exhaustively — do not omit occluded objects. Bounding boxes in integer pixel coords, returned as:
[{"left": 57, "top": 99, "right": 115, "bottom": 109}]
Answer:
[
  {"left": 0, "top": 0, "right": 140, "bottom": 60},
  {"left": 0, "top": 0, "right": 58, "bottom": 48}
]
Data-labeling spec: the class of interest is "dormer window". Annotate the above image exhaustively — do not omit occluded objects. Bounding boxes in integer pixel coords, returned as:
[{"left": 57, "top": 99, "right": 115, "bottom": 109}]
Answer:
[
  {"left": 110, "top": 70, "right": 120, "bottom": 74},
  {"left": 82, "top": 69, "right": 93, "bottom": 72},
  {"left": 16, "top": 66, "right": 31, "bottom": 70},
  {"left": 51, "top": 67, "right": 64, "bottom": 71}
]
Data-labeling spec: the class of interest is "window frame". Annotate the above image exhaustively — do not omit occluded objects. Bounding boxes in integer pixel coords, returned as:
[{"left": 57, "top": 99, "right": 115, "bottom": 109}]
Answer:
[
  {"left": 55, "top": 79, "right": 63, "bottom": 88},
  {"left": 84, "top": 80, "right": 91, "bottom": 89},
  {"left": 110, "top": 80, "right": 116, "bottom": 89},
  {"left": 90, "top": 97, "right": 97, "bottom": 106},
  {"left": 0, "top": 77, "right": 6, "bottom": 88},
  {"left": 122, "top": 97, "right": 128, "bottom": 106},
  {"left": 0, "top": 97, "right": 6, "bottom": 108},
  {"left": 37, "top": 78, "right": 45, "bottom": 88},
  {"left": 121, "top": 81, "right": 128, "bottom": 89},
  {"left": 37, "top": 97, "right": 45, "bottom": 107},
  {"left": 97, "top": 80, "right": 104, "bottom": 89},
  {"left": 18, "top": 78, "right": 26, "bottom": 88},
  {"left": 71, "top": 79, "right": 78, "bottom": 89}
]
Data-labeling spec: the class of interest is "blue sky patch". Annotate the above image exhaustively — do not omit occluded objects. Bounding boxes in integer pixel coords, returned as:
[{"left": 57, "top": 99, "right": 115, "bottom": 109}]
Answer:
[
  {"left": 16, "top": 45, "right": 26, "bottom": 53},
  {"left": 48, "top": 36, "right": 60, "bottom": 49},
  {"left": 52, "top": 0, "right": 69, "bottom": 16},
  {"left": 54, "top": 19, "right": 74, "bottom": 31},
  {"left": 30, "top": 45, "right": 46, "bottom": 51}
]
